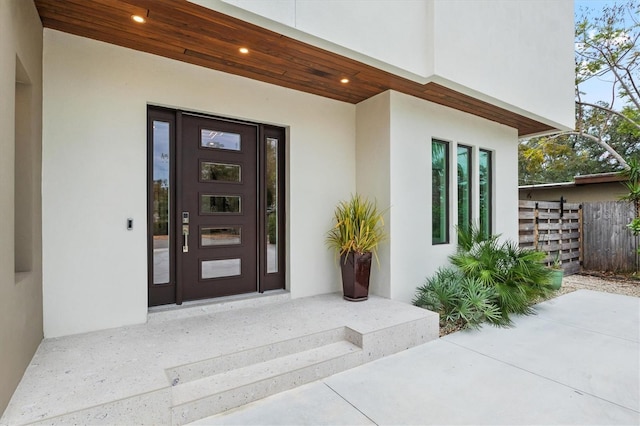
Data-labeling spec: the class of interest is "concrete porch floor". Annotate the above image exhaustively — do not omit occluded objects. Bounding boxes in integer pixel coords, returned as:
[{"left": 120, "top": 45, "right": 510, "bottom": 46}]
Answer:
[
  {"left": 195, "top": 290, "right": 640, "bottom": 425},
  {"left": 3, "top": 290, "right": 638, "bottom": 425},
  {"left": 0, "top": 292, "right": 438, "bottom": 425}
]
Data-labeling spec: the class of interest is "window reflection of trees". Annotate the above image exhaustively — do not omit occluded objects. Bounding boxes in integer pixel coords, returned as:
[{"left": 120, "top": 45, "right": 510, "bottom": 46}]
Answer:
[
  {"left": 479, "top": 150, "right": 492, "bottom": 238},
  {"left": 457, "top": 146, "right": 471, "bottom": 234},
  {"left": 432, "top": 141, "right": 448, "bottom": 244},
  {"left": 200, "top": 163, "right": 240, "bottom": 182},
  {"left": 266, "top": 138, "right": 278, "bottom": 245}
]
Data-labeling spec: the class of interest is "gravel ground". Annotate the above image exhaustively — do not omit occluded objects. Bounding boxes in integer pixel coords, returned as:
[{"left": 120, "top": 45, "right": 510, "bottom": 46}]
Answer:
[{"left": 557, "top": 272, "right": 640, "bottom": 298}]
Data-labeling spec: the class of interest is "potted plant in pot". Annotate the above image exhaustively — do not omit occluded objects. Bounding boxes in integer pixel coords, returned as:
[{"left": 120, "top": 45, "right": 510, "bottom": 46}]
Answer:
[
  {"left": 548, "top": 254, "right": 564, "bottom": 290},
  {"left": 326, "top": 194, "right": 387, "bottom": 301}
]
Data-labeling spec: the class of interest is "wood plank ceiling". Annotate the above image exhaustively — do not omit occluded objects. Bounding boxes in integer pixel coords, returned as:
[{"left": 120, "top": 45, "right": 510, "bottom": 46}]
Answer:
[{"left": 35, "top": 0, "right": 554, "bottom": 136}]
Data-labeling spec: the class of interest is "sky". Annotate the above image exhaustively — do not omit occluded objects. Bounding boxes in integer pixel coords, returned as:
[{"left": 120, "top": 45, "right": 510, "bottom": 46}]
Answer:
[{"left": 574, "top": 0, "right": 634, "bottom": 106}]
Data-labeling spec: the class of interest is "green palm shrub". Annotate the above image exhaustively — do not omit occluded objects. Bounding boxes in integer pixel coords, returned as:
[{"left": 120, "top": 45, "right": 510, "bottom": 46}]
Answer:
[
  {"left": 413, "top": 268, "right": 502, "bottom": 329},
  {"left": 450, "top": 226, "right": 554, "bottom": 325},
  {"left": 414, "top": 225, "right": 555, "bottom": 331}
]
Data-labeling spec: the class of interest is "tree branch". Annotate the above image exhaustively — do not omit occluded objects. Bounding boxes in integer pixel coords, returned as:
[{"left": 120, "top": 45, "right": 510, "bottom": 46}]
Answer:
[
  {"left": 545, "top": 131, "right": 629, "bottom": 169},
  {"left": 577, "top": 101, "right": 640, "bottom": 132}
]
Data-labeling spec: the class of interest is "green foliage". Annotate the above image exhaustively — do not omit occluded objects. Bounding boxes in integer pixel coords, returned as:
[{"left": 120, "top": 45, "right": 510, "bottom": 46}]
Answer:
[
  {"left": 575, "top": 1, "right": 640, "bottom": 102},
  {"left": 267, "top": 212, "right": 277, "bottom": 244},
  {"left": 520, "top": 2, "right": 640, "bottom": 185},
  {"left": 626, "top": 217, "right": 640, "bottom": 236},
  {"left": 456, "top": 223, "right": 492, "bottom": 252},
  {"left": 620, "top": 157, "right": 640, "bottom": 213},
  {"left": 326, "top": 194, "right": 387, "bottom": 263},
  {"left": 621, "top": 157, "right": 640, "bottom": 263},
  {"left": 415, "top": 226, "right": 555, "bottom": 331},
  {"left": 413, "top": 268, "right": 502, "bottom": 330},
  {"left": 518, "top": 121, "right": 638, "bottom": 185},
  {"left": 451, "top": 235, "right": 553, "bottom": 324}
]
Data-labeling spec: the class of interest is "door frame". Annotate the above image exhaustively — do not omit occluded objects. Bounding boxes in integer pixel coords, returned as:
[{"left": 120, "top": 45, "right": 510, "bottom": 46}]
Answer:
[{"left": 147, "top": 106, "right": 286, "bottom": 306}]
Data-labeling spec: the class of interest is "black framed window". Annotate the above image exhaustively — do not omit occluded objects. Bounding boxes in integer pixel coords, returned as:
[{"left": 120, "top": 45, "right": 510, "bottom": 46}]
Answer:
[
  {"left": 457, "top": 145, "right": 472, "bottom": 234},
  {"left": 479, "top": 149, "right": 493, "bottom": 238},
  {"left": 432, "top": 139, "right": 450, "bottom": 244}
]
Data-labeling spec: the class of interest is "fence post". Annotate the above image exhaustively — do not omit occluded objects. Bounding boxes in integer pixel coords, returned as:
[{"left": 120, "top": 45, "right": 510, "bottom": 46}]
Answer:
[
  {"left": 533, "top": 202, "right": 539, "bottom": 250},
  {"left": 558, "top": 197, "right": 564, "bottom": 266},
  {"left": 579, "top": 204, "right": 583, "bottom": 267}
]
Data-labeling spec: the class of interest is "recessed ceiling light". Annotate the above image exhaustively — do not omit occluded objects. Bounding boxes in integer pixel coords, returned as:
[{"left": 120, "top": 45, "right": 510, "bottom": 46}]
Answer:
[
  {"left": 239, "top": 47, "right": 249, "bottom": 54},
  {"left": 340, "top": 78, "right": 350, "bottom": 84},
  {"left": 132, "top": 15, "right": 146, "bottom": 23}
]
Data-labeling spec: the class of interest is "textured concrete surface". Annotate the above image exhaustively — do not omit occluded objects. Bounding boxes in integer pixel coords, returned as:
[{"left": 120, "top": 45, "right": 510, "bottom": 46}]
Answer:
[
  {"left": 0, "top": 292, "right": 437, "bottom": 425},
  {"left": 197, "top": 290, "right": 640, "bottom": 425}
]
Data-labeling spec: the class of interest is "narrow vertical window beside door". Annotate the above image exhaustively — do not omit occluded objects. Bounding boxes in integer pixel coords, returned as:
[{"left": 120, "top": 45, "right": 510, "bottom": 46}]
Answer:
[
  {"left": 432, "top": 140, "right": 449, "bottom": 244},
  {"left": 479, "top": 149, "right": 493, "bottom": 238},
  {"left": 152, "top": 121, "right": 171, "bottom": 284},
  {"left": 266, "top": 137, "right": 278, "bottom": 273},
  {"left": 457, "top": 145, "right": 472, "bottom": 233}
]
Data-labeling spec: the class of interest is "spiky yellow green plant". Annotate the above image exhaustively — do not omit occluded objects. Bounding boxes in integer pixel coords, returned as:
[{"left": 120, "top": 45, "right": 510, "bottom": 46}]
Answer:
[{"left": 326, "top": 194, "right": 387, "bottom": 263}]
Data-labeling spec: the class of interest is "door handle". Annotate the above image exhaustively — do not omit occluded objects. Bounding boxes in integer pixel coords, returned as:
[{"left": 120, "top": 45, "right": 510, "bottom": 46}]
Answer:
[
  {"left": 182, "top": 224, "right": 189, "bottom": 253},
  {"left": 182, "top": 211, "right": 189, "bottom": 253}
]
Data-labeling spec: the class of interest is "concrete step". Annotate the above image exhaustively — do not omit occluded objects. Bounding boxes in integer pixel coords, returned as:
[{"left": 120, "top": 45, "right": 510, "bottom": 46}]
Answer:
[
  {"left": 1, "top": 294, "right": 438, "bottom": 426},
  {"left": 166, "top": 327, "right": 350, "bottom": 385},
  {"left": 170, "top": 340, "right": 363, "bottom": 425}
]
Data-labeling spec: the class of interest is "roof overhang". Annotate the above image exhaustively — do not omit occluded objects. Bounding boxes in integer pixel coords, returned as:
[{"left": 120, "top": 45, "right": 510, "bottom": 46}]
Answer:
[
  {"left": 519, "top": 172, "right": 627, "bottom": 190},
  {"left": 574, "top": 172, "right": 626, "bottom": 185},
  {"left": 35, "top": 0, "right": 557, "bottom": 137}
]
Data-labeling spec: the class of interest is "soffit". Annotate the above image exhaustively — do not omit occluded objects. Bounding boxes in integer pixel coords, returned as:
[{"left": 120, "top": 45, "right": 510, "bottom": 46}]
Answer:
[{"left": 34, "top": 0, "right": 555, "bottom": 137}]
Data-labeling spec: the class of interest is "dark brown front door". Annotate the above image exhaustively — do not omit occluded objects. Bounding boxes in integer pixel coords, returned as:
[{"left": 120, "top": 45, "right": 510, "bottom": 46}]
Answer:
[
  {"left": 180, "top": 114, "right": 258, "bottom": 300},
  {"left": 148, "top": 107, "right": 285, "bottom": 307}
]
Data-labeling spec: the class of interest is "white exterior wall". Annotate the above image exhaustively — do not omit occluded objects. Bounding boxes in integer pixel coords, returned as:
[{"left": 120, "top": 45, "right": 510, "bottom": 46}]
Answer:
[
  {"left": 357, "top": 91, "right": 518, "bottom": 303},
  {"left": 0, "top": 0, "right": 43, "bottom": 413},
  {"left": 389, "top": 91, "right": 519, "bottom": 302},
  {"left": 355, "top": 92, "right": 392, "bottom": 298},
  {"left": 199, "top": 0, "right": 574, "bottom": 131},
  {"left": 42, "top": 30, "right": 355, "bottom": 338},
  {"left": 201, "top": 0, "right": 434, "bottom": 79},
  {"left": 432, "top": 0, "right": 575, "bottom": 132}
]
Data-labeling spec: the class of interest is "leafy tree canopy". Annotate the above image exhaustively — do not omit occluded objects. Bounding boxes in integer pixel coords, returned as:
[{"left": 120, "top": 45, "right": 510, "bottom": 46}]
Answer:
[{"left": 519, "top": 1, "right": 640, "bottom": 185}]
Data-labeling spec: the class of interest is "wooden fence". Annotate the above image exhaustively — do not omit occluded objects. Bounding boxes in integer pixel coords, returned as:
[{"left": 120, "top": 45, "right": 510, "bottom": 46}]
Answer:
[
  {"left": 582, "top": 201, "right": 637, "bottom": 272},
  {"left": 519, "top": 200, "right": 582, "bottom": 274}
]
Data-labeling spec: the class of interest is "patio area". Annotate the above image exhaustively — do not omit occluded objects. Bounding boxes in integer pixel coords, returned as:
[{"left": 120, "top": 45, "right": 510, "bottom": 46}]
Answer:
[
  {"left": 0, "top": 292, "right": 438, "bottom": 425},
  {"left": 197, "top": 289, "right": 640, "bottom": 425},
  {"left": 1, "top": 289, "right": 638, "bottom": 425}
]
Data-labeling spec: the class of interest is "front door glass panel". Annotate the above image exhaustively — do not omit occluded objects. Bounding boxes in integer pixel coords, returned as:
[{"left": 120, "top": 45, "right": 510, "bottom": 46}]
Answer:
[
  {"left": 201, "top": 227, "right": 241, "bottom": 246},
  {"left": 201, "top": 259, "right": 241, "bottom": 279},
  {"left": 152, "top": 120, "right": 170, "bottom": 284},
  {"left": 201, "top": 162, "right": 241, "bottom": 183},
  {"left": 201, "top": 129, "right": 241, "bottom": 151},
  {"left": 201, "top": 195, "right": 241, "bottom": 214}
]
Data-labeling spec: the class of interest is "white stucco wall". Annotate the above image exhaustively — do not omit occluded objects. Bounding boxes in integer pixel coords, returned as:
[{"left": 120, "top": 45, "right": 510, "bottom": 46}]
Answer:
[
  {"left": 388, "top": 91, "right": 519, "bottom": 302},
  {"left": 355, "top": 92, "right": 392, "bottom": 298},
  {"left": 199, "top": 0, "right": 434, "bottom": 80},
  {"left": 432, "top": 0, "right": 575, "bottom": 132},
  {"left": 0, "top": 0, "right": 43, "bottom": 413},
  {"left": 42, "top": 29, "right": 355, "bottom": 338},
  {"left": 357, "top": 91, "right": 518, "bottom": 304},
  {"left": 197, "top": 0, "right": 574, "bottom": 131}
]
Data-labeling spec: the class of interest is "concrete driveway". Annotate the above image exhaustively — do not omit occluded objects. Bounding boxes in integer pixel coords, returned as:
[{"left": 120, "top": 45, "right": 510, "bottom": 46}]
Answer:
[{"left": 194, "top": 290, "right": 640, "bottom": 425}]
